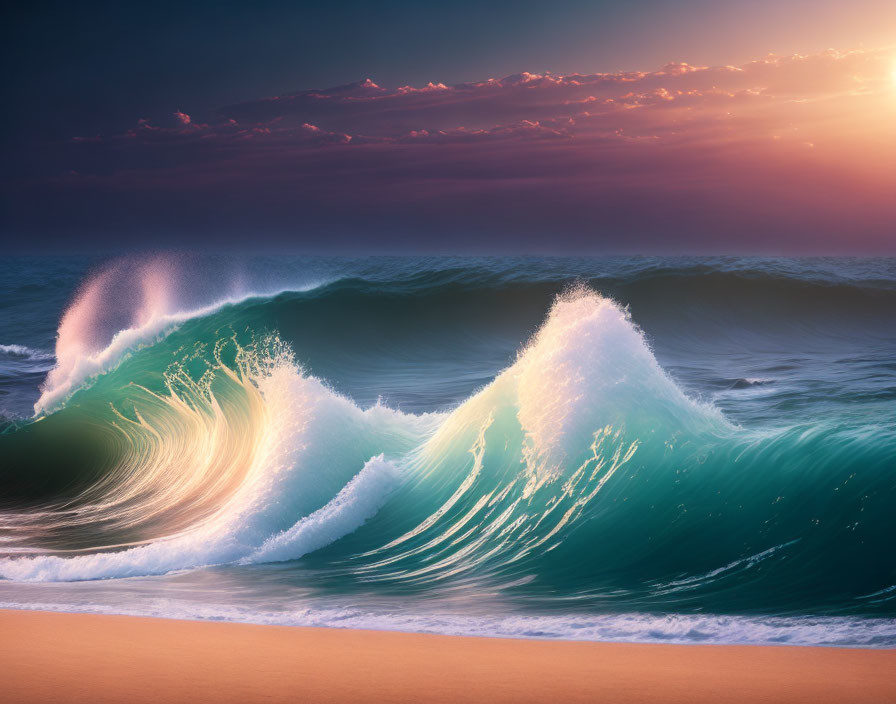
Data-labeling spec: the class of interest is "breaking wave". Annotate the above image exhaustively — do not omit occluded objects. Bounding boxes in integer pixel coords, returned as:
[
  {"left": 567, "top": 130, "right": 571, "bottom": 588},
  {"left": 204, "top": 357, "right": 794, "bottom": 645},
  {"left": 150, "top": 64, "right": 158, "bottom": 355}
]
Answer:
[{"left": 0, "top": 261, "right": 894, "bottom": 632}]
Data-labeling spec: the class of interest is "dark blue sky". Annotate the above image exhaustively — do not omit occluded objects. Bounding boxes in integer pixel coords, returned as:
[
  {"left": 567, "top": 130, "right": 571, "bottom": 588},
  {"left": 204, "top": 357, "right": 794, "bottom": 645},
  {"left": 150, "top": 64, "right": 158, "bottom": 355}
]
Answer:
[{"left": 3, "top": 1, "right": 894, "bottom": 251}]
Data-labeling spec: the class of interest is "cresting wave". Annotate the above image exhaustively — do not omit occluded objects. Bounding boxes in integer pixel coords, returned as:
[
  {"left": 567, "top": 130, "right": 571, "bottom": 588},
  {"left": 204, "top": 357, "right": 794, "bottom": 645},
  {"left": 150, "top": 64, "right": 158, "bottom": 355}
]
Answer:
[
  {"left": 5, "top": 287, "right": 697, "bottom": 580},
  {"left": 1, "top": 266, "right": 895, "bottom": 625},
  {"left": 30, "top": 255, "right": 330, "bottom": 416}
]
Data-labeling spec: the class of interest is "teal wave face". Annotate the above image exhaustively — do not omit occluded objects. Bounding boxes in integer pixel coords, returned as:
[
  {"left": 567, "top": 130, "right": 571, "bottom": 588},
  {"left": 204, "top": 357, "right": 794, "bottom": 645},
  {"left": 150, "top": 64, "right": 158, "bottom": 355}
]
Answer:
[{"left": 1, "top": 275, "right": 894, "bottom": 623}]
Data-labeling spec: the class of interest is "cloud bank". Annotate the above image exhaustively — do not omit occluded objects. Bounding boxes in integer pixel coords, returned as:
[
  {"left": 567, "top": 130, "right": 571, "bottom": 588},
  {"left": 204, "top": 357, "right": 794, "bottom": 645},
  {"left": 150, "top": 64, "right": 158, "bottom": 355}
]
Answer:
[{"left": 9, "top": 47, "right": 896, "bottom": 251}]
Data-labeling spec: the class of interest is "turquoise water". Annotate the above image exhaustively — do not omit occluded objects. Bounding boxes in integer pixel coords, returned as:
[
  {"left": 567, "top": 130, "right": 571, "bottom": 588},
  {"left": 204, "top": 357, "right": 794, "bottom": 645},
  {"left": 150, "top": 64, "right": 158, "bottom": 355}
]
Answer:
[{"left": 1, "top": 256, "right": 894, "bottom": 646}]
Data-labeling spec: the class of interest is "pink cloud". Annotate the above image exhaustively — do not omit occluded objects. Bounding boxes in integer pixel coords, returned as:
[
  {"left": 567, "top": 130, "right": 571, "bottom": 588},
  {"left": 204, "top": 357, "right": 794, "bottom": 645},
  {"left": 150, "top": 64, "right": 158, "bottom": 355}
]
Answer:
[{"left": 43, "top": 46, "right": 896, "bottom": 250}]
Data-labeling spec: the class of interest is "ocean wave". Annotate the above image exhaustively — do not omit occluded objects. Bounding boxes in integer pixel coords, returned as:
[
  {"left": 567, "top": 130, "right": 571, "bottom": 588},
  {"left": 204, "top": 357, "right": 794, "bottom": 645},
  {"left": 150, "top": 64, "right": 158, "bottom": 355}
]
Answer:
[
  {"left": 1, "top": 288, "right": 723, "bottom": 581},
  {"left": 0, "top": 282, "right": 894, "bottom": 620},
  {"left": 30, "top": 255, "right": 333, "bottom": 416},
  {"left": 1, "top": 336, "right": 433, "bottom": 581}
]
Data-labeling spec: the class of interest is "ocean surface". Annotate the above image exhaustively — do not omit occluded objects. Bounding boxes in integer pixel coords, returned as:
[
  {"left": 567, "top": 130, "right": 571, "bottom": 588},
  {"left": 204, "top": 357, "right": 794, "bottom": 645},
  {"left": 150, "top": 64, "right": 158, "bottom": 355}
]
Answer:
[{"left": 1, "top": 255, "right": 895, "bottom": 647}]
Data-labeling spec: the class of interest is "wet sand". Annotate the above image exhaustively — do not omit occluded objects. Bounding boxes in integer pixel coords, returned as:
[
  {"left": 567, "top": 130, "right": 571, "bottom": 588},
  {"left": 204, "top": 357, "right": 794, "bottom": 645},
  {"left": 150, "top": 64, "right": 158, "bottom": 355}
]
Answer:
[{"left": 3, "top": 609, "right": 895, "bottom": 703}]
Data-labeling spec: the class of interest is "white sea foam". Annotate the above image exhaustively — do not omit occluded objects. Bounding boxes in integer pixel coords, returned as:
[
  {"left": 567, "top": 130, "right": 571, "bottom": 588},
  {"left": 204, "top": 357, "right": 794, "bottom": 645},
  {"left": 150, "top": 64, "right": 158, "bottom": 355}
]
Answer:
[
  {"left": 0, "top": 344, "right": 53, "bottom": 360},
  {"left": 0, "top": 596, "right": 893, "bottom": 648}
]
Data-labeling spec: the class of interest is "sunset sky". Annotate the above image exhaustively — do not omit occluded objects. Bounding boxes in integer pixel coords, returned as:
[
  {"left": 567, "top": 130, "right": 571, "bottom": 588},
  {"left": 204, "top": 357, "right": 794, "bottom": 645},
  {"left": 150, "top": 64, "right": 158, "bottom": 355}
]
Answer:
[{"left": 3, "top": 0, "right": 896, "bottom": 252}]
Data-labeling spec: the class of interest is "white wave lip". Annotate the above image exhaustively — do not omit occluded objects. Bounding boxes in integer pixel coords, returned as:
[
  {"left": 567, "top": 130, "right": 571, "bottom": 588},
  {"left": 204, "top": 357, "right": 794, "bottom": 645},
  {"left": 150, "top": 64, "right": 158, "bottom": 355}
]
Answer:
[{"left": 32, "top": 254, "right": 329, "bottom": 416}]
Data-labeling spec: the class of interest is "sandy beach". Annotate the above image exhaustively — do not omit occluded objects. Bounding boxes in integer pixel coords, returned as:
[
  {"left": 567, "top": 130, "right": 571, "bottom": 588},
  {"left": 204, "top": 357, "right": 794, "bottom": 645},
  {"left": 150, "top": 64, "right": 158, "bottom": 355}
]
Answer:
[{"left": 2, "top": 609, "right": 894, "bottom": 703}]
